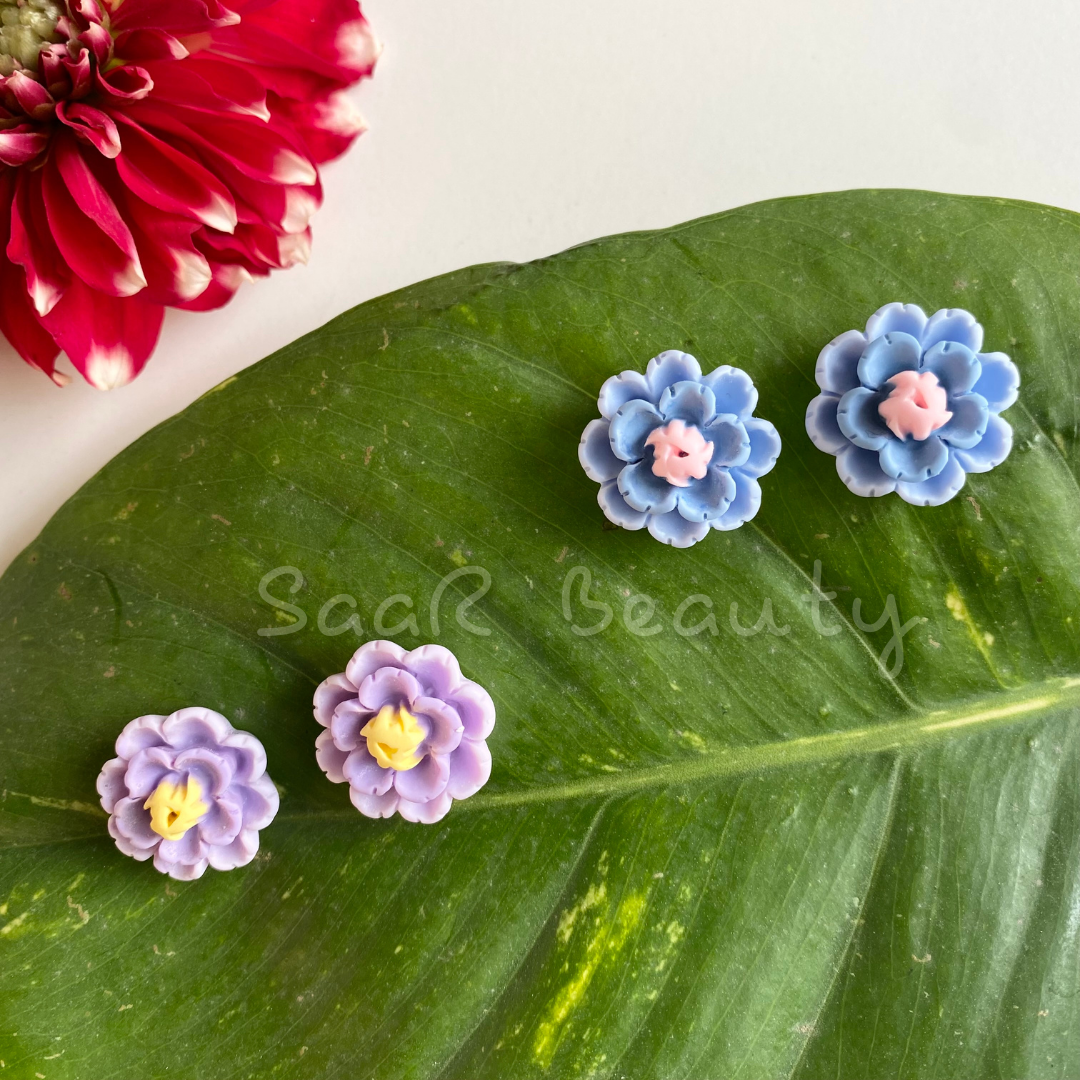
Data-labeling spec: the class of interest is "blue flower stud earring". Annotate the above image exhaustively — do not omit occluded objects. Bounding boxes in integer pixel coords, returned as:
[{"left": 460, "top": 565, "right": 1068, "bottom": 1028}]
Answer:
[
  {"left": 806, "top": 304, "right": 1019, "bottom": 506},
  {"left": 579, "top": 350, "right": 781, "bottom": 547}
]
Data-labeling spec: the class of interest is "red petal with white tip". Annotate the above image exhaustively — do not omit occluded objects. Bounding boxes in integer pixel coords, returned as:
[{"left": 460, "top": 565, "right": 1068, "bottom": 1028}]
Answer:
[
  {"left": 176, "top": 260, "right": 253, "bottom": 312},
  {"left": 113, "top": 29, "right": 191, "bottom": 61},
  {"left": 131, "top": 101, "right": 318, "bottom": 186},
  {"left": 43, "top": 140, "right": 147, "bottom": 297},
  {"left": 96, "top": 65, "right": 155, "bottom": 103},
  {"left": 41, "top": 279, "right": 164, "bottom": 389},
  {"left": 112, "top": 115, "right": 238, "bottom": 233},
  {"left": 217, "top": 0, "right": 377, "bottom": 81},
  {"left": 0, "top": 128, "right": 49, "bottom": 166},
  {"left": 276, "top": 91, "right": 366, "bottom": 163},
  {"left": 6, "top": 72, "right": 55, "bottom": 119},
  {"left": 0, "top": 259, "right": 62, "bottom": 380},
  {"left": 8, "top": 172, "right": 69, "bottom": 317},
  {"left": 123, "top": 194, "right": 213, "bottom": 305},
  {"left": 170, "top": 57, "right": 270, "bottom": 119},
  {"left": 0, "top": 173, "right": 60, "bottom": 379},
  {"left": 140, "top": 60, "right": 265, "bottom": 120},
  {"left": 57, "top": 102, "right": 122, "bottom": 158}
]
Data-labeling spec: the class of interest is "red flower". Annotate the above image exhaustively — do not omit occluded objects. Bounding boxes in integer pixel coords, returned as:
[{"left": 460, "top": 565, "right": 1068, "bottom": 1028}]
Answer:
[{"left": 0, "top": 0, "right": 377, "bottom": 388}]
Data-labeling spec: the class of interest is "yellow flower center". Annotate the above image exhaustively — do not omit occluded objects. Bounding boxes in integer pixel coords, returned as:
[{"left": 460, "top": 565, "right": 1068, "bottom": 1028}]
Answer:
[
  {"left": 360, "top": 704, "right": 425, "bottom": 771},
  {"left": 144, "top": 777, "right": 209, "bottom": 841}
]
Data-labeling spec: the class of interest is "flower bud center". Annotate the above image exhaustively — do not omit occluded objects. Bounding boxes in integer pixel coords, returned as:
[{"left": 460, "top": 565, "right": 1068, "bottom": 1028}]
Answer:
[
  {"left": 144, "top": 777, "right": 209, "bottom": 841},
  {"left": 878, "top": 369, "right": 952, "bottom": 441},
  {"left": 0, "top": 0, "right": 62, "bottom": 75},
  {"left": 360, "top": 704, "right": 425, "bottom": 771},
  {"left": 645, "top": 418, "right": 714, "bottom": 487}
]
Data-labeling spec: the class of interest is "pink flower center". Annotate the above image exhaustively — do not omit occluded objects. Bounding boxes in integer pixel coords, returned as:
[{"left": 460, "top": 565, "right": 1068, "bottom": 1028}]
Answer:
[
  {"left": 645, "top": 418, "right": 714, "bottom": 487},
  {"left": 878, "top": 369, "right": 952, "bottom": 441}
]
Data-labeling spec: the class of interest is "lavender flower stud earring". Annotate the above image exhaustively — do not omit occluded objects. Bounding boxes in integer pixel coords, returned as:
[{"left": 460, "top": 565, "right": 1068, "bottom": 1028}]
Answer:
[
  {"left": 313, "top": 641, "right": 495, "bottom": 824},
  {"left": 97, "top": 708, "right": 280, "bottom": 881},
  {"left": 806, "top": 304, "right": 1019, "bottom": 505},
  {"left": 579, "top": 350, "right": 781, "bottom": 547}
]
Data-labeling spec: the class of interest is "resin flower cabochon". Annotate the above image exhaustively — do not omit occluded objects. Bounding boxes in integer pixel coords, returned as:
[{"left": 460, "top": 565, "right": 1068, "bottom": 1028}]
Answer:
[
  {"left": 806, "top": 304, "right": 1019, "bottom": 505},
  {"left": 314, "top": 641, "right": 495, "bottom": 824},
  {"left": 579, "top": 350, "right": 781, "bottom": 547}
]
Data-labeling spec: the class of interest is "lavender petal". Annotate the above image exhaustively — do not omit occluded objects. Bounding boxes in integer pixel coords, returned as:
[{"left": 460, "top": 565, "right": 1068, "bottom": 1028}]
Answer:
[
  {"left": 313, "top": 671, "right": 357, "bottom": 728},
  {"left": 96, "top": 757, "right": 128, "bottom": 814},
  {"left": 397, "top": 791, "right": 453, "bottom": 824},
  {"left": 109, "top": 814, "right": 155, "bottom": 860},
  {"left": 157, "top": 826, "right": 208, "bottom": 867},
  {"left": 413, "top": 696, "right": 464, "bottom": 754},
  {"left": 356, "top": 666, "right": 423, "bottom": 711},
  {"left": 330, "top": 699, "right": 372, "bottom": 751},
  {"left": 450, "top": 681, "right": 496, "bottom": 740},
  {"left": 173, "top": 746, "right": 234, "bottom": 798},
  {"left": 343, "top": 746, "right": 395, "bottom": 796},
  {"left": 115, "top": 714, "right": 166, "bottom": 759},
  {"left": 446, "top": 738, "right": 492, "bottom": 800},
  {"left": 392, "top": 752, "right": 450, "bottom": 804},
  {"left": 345, "top": 639, "right": 408, "bottom": 688},
  {"left": 220, "top": 730, "right": 267, "bottom": 785},
  {"left": 157, "top": 851, "right": 209, "bottom": 881},
  {"left": 239, "top": 774, "right": 280, "bottom": 831},
  {"left": 123, "top": 746, "right": 175, "bottom": 799},
  {"left": 315, "top": 729, "right": 349, "bottom": 783},
  {"left": 112, "top": 796, "right": 162, "bottom": 850},
  {"left": 405, "top": 644, "right": 463, "bottom": 697},
  {"left": 161, "top": 707, "right": 235, "bottom": 750},
  {"left": 205, "top": 828, "right": 259, "bottom": 872},
  {"left": 349, "top": 788, "right": 400, "bottom": 819},
  {"left": 196, "top": 792, "right": 243, "bottom": 847}
]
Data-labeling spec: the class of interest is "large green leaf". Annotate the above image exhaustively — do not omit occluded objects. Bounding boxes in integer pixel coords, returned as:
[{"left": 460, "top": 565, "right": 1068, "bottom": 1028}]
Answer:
[{"left": 1, "top": 190, "right": 1078, "bottom": 1080}]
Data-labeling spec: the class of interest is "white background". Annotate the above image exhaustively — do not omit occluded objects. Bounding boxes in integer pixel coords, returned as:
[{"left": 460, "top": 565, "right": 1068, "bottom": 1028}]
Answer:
[{"left": 2, "top": 0, "right": 1079, "bottom": 573}]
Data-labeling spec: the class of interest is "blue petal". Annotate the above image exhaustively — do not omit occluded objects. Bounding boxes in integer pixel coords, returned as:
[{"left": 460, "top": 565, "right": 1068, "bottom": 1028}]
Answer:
[
  {"left": 920, "top": 341, "right": 981, "bottom": 394},
  {"left": 658, "top": 380, "right": 716, "bottom": 427},
  {"left": 598, "top": 479, "right": 648, "bottom": 530},
  {"left": 836, "top": 387, "right": 891, "bottom": 451},
  {"left": 953, "top": 414, "right": 1013, "bottom": 474},
  {"left": 865, "top": 302, "right": 928, "bottom": 342},
  {"left": 896, "top": 452, "right": 967, "bottom": 507},
  {"left": 608, "top": 399, "right": 662, "bottom": 462},
  {"left": 937, "top": 392, "right": 989, "bottom": 450},
  {"left": 921, "top": 308, "right": 984, "bottom": 354},
  {"left": 618, "top": 458, "right": 678, "bottom": 515},
  {"left": 879, "top": 434, "right": 949, "bottom": 482},
  {"left": 597, "top": 369, "right": 652, "bottom": 418},
  {"left": 972, "top": 352, "right": 1020, "bottom": 413},
  {"left": 740, "top": 417, "right": 782, "bottom": 478},
  {"left": 701, "top": 414, "right": 750, "bottom": 467},
  {"left": 836, "top": 445, "right": 897, "bottom": 498},
  {"left": 648, "top": 509, "right": 711, "bottom": 547},
  {"left": 711, "top": 469, "right": 762, "bottom": 531},
  {"left": 702, "top": 365, "right": 759, "bottom": 418},
  {"left": 676, "top": 464, "right": 735, "bottom": 523},
  {"left": 578, "top": 419, "right": 621, "bottom": 482},
  {"left": 815, "top": 330, "right": 866, "bottom": 394},
  {"left": 857, "top": 332, "right": 921, "bottom": 390},
  {"left": 805, "top": 393, "right": 848, "bottom": 455},
  {"left": 646, "top": 351, "right": 702, "bottom": 399}
]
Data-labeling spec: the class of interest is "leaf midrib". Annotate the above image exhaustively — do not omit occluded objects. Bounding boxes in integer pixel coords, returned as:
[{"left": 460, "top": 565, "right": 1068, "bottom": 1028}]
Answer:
[
  {"left": 284, "top": 676, "right": 1078, "bottom": 819},
  {"left": 3, "top": 676, "right": 1076, "bottom": 855},
  {"left": 466, "top": 676, "right": 1080, "bottom": 809}
]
